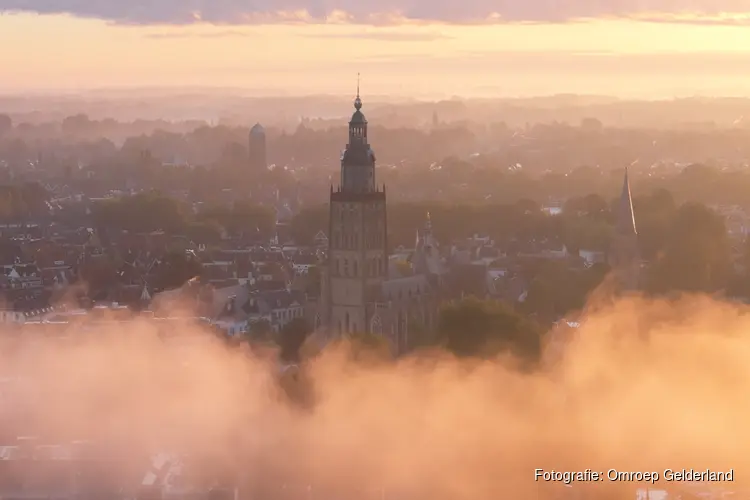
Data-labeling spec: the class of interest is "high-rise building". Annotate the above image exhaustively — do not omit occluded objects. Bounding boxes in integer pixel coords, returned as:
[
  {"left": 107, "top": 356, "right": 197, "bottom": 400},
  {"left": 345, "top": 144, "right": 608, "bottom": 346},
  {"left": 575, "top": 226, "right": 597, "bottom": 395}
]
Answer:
[{"left": 248, "top": 123, "right": 267, "bottom": 171}]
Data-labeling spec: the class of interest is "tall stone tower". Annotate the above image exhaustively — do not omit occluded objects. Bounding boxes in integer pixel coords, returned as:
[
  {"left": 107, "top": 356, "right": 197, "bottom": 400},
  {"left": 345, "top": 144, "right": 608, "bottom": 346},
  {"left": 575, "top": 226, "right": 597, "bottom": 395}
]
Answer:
[
  {"left": 325, "top": 84, "right": 388, "bottom": 335},
  {"left": 608, "top": 167, "right": 640, "bottom": 290},
  {"left": 248, "top": 123, "right": 267, "bottom": 171}
]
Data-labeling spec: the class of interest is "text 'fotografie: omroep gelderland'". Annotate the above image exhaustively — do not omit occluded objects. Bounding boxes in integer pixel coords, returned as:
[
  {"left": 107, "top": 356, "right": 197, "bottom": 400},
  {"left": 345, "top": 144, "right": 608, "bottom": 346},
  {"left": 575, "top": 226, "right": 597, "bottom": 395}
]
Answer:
[{"left": 534, "top": 469, "right": 734, "bottom": 484}]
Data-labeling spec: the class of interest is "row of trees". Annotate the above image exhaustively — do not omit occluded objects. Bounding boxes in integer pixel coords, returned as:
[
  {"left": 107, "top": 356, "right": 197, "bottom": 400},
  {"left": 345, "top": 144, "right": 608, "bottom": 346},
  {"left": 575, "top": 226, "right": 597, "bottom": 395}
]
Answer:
[
  {"left": 0, "top": 182, "right": 52, "bottom": 220},
  {"left": 89, "top": 186, "right": 739, "bottom": 299},
  {"left": 79, "top": 248, "right": 203, "bottom": 298},
  {"left": 250, "top": 297, "right": 544, "bottom": 367},
  {"left": 91, "top": 192, "right": 277, "bottom": 240},
  {"left": 290, "top": 186, "right": 727, "bottom": 256}
]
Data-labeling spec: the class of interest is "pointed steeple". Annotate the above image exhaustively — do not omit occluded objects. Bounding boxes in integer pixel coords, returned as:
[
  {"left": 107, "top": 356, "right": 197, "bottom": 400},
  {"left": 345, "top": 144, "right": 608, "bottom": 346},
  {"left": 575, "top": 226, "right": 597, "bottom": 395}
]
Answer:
[
  {"left": 616, "top": 167, "right": 637, "bottom": 236},
  {"left": 348, "top": 73, "right": 367, "bottom": 144}
]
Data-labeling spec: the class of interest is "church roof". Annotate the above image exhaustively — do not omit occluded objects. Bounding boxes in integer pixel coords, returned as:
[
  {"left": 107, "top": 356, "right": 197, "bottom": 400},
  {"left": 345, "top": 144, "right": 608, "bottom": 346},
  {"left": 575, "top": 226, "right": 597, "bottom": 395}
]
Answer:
[
  {"left": 349, "top": 110, "right": 367, "bottom": 125},
  {"left": 616, "top": 167, "right": 637, "bottom": 236}
]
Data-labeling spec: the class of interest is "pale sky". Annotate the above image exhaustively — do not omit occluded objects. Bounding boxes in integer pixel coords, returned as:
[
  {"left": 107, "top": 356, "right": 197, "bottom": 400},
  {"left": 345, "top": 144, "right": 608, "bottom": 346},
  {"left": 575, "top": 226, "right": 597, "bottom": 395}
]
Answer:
[{"left": 3, "top": 7, "right": 750, "bottom": 98}]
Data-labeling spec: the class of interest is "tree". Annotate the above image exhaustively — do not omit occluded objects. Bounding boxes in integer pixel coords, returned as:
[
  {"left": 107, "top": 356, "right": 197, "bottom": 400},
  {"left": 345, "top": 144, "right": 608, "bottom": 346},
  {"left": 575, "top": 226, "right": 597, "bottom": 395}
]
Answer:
[
  {"left": 437, "top": 297, "right": 542, "bottom": 360},
  {"left": 247, "top": 319, "right": 274, "bottom": 343},
  {"left": 633, "top": 189, "right": 677, "bottom": 261},
  {"left": 564, "top": 193, "right": 608, "bottom": 219},
  {"left": 200, "top": 201, "right": 275, "bottom": 239},
  {"left": 92, "top": 192, "right": 187, "bottom": 233},
  {"left": 277, "top": 318, "right": 312, "bottom": 363},
  {"left": 153, "top": 250, "right": 202, "bottom": 291},
  {"left": 521, "top": 260, "right": 605, "bottom": 320},
  {"left": 407, "top": 320, "right": 437, "bottom": 351},
  {"left": 0, "top": 114, "right": 11, "bottom": 137},
  {"left": 340, "top": 331, "right": 393, "bottom": 363},
  {"left": 79, "top": 256, "right": 119, "bottom": 298},
  {"left": 646, "top": 202, "right": 731, "bottom": 293},
  {"left": 580, "top": 117, "right": 603, "bottom": 132}
]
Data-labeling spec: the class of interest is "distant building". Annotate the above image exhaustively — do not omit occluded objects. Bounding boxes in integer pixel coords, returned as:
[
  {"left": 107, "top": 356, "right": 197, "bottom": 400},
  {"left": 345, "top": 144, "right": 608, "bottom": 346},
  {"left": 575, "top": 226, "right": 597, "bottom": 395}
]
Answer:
[{"left": 248, "top": 123, "right": 267, "bottom": 171}]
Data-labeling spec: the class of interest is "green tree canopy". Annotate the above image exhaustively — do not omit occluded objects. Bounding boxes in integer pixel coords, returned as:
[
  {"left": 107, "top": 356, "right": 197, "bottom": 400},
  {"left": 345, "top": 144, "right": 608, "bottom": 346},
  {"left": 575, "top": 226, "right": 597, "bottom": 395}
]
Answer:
[
  {"left": 199, "top": 201, "right": 275, "bottom": 239},
  {"left": 521, "top": 260, "right": 606, "bottom": 321},
  {"left": 277, "top": 317, "right": 312, "bottom": 363},
  {"left": 0, "top": 114, "right": 12, "bottom": 137},
  {"left": 153, "top": 250, "right": 202, "bottom": 291},
  {"left": 437, "top": 297, "right": 542, "bottom": 360},
  {"left": 247, "top": 319, "right": 274, "bottom": 344},
  {"left": 338, "top": 331, "right": 393, "bottom": 364},
  {"left": 646, "top": 202, "right": 731, "bottom": 293},
  {"left": 92, "top": 191, "right": 187, "bottom": 233}
]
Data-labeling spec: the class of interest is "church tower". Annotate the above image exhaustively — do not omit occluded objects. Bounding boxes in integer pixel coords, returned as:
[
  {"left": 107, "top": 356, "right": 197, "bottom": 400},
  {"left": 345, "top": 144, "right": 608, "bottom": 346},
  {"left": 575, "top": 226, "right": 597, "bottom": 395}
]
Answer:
[
  {"left": 609, "top": 167, "right": 640, "bottom": 290},
  {"left": 249, "top": 123, "right": 267, "bottom": 171},
  {"left": 325, "top": 82, "right": 388, "bottom": 335}
]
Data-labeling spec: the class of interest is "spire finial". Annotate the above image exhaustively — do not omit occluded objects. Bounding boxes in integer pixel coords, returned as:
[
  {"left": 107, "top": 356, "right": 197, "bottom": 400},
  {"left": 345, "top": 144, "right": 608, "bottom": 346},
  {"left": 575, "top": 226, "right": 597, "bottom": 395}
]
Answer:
[{"left": 354, "top": 73, "right": 362, "bottom": 110}]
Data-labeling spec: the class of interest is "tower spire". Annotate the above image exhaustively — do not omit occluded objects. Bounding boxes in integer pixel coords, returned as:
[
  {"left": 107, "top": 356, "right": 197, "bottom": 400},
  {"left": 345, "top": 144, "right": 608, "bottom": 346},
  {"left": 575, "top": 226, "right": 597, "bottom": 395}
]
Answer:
[
  {"left": 616, "top": 167, "right": 637, "bottom": 236},
  {"left": 354, "top": 73, "right": 362, "bottom": 110}
]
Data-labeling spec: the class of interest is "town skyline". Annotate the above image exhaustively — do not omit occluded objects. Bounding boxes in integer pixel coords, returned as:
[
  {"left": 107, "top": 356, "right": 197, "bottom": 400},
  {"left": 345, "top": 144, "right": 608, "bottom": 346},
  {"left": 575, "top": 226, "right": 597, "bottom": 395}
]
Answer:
[{"left": 0, "top": 4, "right": 749, "bottom": 497}]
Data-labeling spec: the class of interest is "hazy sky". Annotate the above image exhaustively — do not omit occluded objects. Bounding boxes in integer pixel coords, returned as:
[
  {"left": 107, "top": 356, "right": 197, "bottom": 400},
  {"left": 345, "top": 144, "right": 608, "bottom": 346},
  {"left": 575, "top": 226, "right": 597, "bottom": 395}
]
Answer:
[{"left": 3, "top": 1, "right": 750, "bottom": 98}]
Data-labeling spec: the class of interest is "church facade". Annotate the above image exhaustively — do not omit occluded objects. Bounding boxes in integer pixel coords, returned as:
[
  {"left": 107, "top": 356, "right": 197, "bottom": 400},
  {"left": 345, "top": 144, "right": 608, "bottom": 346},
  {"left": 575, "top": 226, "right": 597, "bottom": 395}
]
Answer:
[{"left": 314, "top": 90, "right": 439, "bottom": 354}]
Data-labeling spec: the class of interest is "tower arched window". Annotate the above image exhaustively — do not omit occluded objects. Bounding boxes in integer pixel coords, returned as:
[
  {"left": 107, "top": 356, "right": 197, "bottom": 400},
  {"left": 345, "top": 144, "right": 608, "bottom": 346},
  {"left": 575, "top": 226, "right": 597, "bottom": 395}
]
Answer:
[
  {"left": 370, "top": 314, "right": 382, "bottom": 334},
  {"left": 345, "top": 312, "right": 350, "bottom": 332},
  {"left": 353, "top": 260, "right": 358, "bottom": 277}
]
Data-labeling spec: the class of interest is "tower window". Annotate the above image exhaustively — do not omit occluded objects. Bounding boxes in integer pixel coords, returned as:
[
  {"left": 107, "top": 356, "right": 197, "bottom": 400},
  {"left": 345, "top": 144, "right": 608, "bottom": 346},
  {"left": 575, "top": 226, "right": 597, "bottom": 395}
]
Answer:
[{"left": 353, "top": 260, "right": 358, "bottom": 277}]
